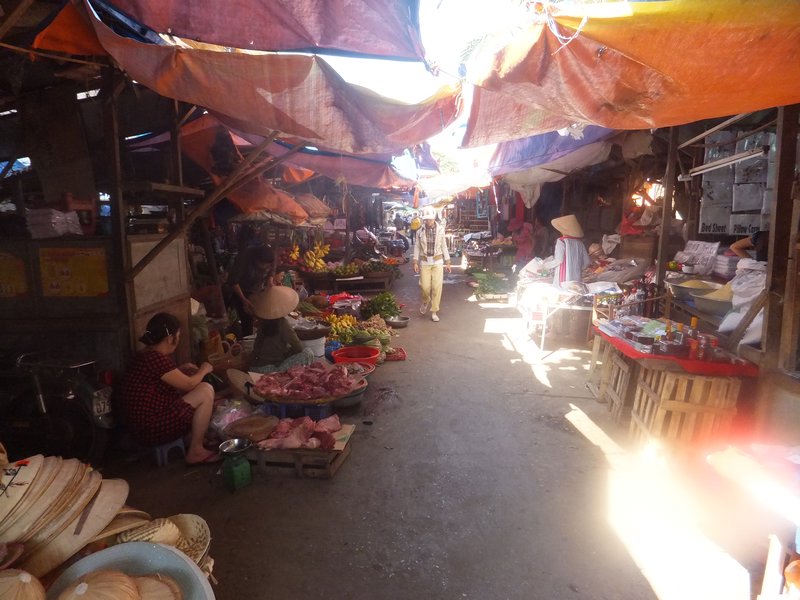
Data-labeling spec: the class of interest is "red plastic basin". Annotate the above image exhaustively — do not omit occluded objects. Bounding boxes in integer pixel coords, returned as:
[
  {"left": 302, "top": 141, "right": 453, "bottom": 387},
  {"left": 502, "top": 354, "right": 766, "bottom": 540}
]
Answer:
[{"left": 332, "top": 345, "right": 380, "bottom": 365}]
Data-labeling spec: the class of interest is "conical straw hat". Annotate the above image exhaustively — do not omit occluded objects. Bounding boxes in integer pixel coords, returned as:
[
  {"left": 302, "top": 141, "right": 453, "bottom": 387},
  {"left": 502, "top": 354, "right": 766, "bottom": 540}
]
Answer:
[
  {"left": 251, "top": 285, "right": 299, "bottom": 320},
  {"left": 551, "top": 214, "right": 584, "bottom": 238}
]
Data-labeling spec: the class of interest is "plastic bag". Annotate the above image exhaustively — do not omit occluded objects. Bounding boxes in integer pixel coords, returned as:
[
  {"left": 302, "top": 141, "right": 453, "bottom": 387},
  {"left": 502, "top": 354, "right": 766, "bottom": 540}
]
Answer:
[{"left": 210, "top": 399, "right": 253, "bottom": 438}]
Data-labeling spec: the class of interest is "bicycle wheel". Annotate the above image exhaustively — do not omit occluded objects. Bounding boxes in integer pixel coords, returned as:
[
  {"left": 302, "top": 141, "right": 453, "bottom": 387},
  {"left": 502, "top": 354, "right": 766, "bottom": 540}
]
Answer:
[{"left": 42, "top": 398, "right": 108, "bottom": 465}]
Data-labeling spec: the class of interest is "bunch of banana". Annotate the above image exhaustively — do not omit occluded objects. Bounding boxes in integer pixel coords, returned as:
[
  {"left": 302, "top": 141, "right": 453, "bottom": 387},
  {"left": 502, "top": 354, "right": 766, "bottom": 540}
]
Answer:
[
  {"left": 289, "top": 244, "right": 300, "bottom": 262},
  {"left": 302, "top": 249, "right": 328, "bottom": 272},
  {"left": 324, "top": 313, "right": 358, "bottom": 341},
  {"left": 313, "top": 242, "right": 331, "bottom": 256}
]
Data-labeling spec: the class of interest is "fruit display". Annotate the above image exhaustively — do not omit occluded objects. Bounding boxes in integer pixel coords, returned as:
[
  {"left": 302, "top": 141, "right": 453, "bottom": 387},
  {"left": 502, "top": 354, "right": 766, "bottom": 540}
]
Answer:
[
  {"left": 324, "top": 313, "right": 359, "bottom": 342},
  {"left": 279, "top": 244, "right": 301, "bottom": 266},
  {"left": 332, "top": 263, "right": 361, "bottom": 278},
  {"left": 360, "top": 261, "right": 393, "bottom": 274},
  {"left": 302, "top": 242, "right": 331, "bottom": 272}
]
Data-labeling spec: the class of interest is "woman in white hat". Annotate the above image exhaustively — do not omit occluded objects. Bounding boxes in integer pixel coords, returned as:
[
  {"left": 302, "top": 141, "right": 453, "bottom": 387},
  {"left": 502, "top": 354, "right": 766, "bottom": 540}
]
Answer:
[
  {"left": 249, "top": 285, "right": 315, "bottom": 373},
  {"left": 545, "top": 214, "right": 590, "bottom": 287},
  {"left": 412, "top": 205, "right": 452, "bottom": 322}
]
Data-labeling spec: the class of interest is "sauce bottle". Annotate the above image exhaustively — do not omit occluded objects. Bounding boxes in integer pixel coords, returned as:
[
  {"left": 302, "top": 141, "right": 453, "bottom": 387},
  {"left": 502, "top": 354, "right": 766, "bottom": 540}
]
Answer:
[
  {"left": 686, "top": 316, "right": 699, "bottom": 340},
  {"left": 674, "top": 322, "right": 685, "bottom": 345}
]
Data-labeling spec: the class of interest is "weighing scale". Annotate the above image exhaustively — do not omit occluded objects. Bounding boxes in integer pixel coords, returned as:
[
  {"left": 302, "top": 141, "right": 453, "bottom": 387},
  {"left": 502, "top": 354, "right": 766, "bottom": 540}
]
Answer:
[{"left": 219, "top": 438, "right": 253, "bottom": 491}]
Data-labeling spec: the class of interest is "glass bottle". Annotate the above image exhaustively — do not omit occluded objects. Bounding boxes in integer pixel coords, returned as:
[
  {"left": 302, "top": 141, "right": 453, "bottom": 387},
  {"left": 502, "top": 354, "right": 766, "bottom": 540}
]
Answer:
[{"left": 674, "top": 322, "right": 685, "bottom": 345}]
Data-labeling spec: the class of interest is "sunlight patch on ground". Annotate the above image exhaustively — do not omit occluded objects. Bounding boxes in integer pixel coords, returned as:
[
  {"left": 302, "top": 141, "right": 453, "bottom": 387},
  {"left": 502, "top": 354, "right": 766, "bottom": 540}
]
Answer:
[
  {"left": 565, "top": 405, "right": 751, "bottom": 600},
  {"left": 482, "top": 316, "right": 597, "bottom": 389}
]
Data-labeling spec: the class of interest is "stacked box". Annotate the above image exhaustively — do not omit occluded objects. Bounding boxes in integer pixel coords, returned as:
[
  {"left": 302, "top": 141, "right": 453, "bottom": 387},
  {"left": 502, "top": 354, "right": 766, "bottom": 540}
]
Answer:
[
  {"left": 702, "top": 180, "right": 733, "bottom": 206},
  {"left": 698, "top": 202, "right": 731, "bottom": 235},
  {"left": 735, "top": 132, "right": 770, "bottom": 184},
  {"left": 732, "top": 183, "right": 766, "bottom": 212},
  {"left": 703, "top": 131, "right": 736, "bottom": 183},
  {"left": 729, "top": 214, "right": 761, "bottom": 236}
]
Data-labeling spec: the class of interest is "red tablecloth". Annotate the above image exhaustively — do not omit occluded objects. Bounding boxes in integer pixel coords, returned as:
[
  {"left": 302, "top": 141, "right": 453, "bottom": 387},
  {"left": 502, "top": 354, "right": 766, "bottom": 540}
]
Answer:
[{"left": 595, "top": 328, "right": 759, "bottom": 378}]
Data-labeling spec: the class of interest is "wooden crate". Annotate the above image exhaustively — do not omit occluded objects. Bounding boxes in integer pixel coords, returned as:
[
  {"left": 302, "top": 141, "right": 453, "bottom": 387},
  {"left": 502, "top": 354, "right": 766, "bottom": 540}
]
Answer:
[
  {"left": 248, "top": 424, "right": 354, "bottom": 479},
  {"left": 586, "top": 336, "right": 638, "bottom": 423},
  {"left": 629, "top": 370, "right": 740, "bottom": 448},
  {"left": 605, "top": 351, "right": 637, "bottom": 423}
]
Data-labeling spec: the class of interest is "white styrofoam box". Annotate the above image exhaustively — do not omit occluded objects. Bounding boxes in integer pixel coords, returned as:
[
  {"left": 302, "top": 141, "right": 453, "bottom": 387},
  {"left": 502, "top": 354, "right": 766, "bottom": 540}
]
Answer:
[
  {"left": 736, "top": 131, "right": 772, "bottom": 154},
  {"left": 729, "top": 213, "right": 761, "bottom": 236},
  {"left": 705, "top": 130, "right": 737, "bottom": 162},
  {"left": 701, "top": 131, "right": 737, "bottom": 183},
  {"left": 699, "top": 202, "right": 732, "bottom": 235},
  {"left": 735, "top": 157, "right": 768, "bottom": 183},
  {"left": 702, "top": 179, "right": 733, "bottom": 206},
  {"left": 732, "top": 183, "right": 766, "bottom": 212},
  {"left": 735, "top": 132, "right": 770, "bottom": 183},
  {"left": 702, "top": 163, "right": 735, "bottom": 183},
  {"left": 766, "top": 159, "right": 776, "bottom": 188},
  {"left": 762, "top": 186, "right": 774, "bottom": 215}
]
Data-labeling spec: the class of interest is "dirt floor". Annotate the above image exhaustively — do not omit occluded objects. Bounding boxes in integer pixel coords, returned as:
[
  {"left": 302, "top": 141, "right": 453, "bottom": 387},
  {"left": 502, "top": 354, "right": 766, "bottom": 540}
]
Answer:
[{"left": 103, "top": 262, "right": 791, "bottom": 600}]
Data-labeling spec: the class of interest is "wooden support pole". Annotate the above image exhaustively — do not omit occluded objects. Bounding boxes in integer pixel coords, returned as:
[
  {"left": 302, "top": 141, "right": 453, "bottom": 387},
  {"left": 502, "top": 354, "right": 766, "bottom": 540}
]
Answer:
[
  {"left": 102, "top": 69, "right": 134, "bottom": 352},
  {"left": 656, "top": 127, "right": 679, "bottom": 287},
  {"left": 170, "top": 100, "right": 185, "bottom": 225},
  {"left": 765, "top": 104, "right": 799, "bottom": 370}
]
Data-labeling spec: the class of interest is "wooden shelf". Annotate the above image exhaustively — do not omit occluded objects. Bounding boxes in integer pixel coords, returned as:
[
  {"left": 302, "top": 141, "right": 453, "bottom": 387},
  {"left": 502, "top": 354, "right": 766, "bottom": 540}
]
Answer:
[{"left": 122, "top": 181, "right": 205, "bottom": 197}]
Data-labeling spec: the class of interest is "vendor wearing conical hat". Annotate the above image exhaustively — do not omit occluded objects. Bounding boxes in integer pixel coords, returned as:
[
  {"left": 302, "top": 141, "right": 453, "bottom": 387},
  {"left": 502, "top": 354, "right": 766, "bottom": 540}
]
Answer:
[
  {"left": 544, "top": 214, "right": 590, "bottom": 287},
  {"left": 249, "top": 285, "right": 315, "bottom": 373}
]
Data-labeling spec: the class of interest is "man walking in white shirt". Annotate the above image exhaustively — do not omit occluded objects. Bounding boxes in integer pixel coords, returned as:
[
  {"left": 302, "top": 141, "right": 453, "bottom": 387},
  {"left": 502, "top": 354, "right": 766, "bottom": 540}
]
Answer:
[{"left": 413, "top": 205, "right": 452, "bottom": 322}]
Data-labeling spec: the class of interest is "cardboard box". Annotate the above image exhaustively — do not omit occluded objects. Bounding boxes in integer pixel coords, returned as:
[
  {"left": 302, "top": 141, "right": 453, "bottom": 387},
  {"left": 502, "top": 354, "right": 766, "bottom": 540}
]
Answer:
[
  {"left": 698, "top": 202, "right": 732, "bottom": 235},
  {"left": 732, "top": 183, "right": 766, "bottom": 212},
  {"left": 701, "top": 179, "right": 733, "bottom": 206}
]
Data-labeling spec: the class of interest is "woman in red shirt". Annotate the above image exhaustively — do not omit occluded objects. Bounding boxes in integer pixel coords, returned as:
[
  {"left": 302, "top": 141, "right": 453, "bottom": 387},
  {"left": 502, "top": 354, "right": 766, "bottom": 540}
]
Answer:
[{"left": 119, "top": 313, "right": 218, "bottom": 464}]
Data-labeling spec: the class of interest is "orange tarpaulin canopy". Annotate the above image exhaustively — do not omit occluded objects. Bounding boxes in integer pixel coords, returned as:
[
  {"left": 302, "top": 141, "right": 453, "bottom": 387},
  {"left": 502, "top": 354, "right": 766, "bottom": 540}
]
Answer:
[
  {"left": 32, "top": 3, "right": 107, "bottom": 56},
  {"left": 84, "top": 1, "right": 460, "bottom": 155},
  {"left": 180, "top": 123, "right": 309, "bottom": 223},
  {"left": 282, "top": 166, "right": 316, "bottom": 185},
  {"left": 107, "top": 0, "right": 424, "bottom": 60},
  {"left": 463, "top": 0, "right": 800, "bottom": 147}
]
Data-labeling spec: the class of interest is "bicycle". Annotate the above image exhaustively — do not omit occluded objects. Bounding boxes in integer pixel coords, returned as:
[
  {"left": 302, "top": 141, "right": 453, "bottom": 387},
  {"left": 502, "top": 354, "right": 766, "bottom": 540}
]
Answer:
[{"left": 0, "top": 352, "right": 114, "bottom": 465}]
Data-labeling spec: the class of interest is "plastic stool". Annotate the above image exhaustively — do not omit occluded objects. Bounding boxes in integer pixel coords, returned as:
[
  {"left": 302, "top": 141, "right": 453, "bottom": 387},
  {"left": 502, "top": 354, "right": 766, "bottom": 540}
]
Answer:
[{"left": 153, "top": 437, "right": 186, "bottom": 467}]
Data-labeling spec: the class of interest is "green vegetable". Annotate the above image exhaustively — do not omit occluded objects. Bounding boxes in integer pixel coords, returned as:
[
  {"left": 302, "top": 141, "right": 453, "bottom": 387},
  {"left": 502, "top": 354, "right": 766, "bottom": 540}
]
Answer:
[
  {"left": 361, "top": 292, "right": 401, "bottom": 319},
  {"left": 473, "top": 272, "right": 512, "bottom": 296}
]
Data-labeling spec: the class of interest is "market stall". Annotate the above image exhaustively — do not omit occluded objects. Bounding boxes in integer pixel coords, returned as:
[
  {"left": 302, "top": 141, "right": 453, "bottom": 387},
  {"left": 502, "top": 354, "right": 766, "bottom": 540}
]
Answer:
[{"left": 590, "top": 315, "right": 758, "bottom": 449}]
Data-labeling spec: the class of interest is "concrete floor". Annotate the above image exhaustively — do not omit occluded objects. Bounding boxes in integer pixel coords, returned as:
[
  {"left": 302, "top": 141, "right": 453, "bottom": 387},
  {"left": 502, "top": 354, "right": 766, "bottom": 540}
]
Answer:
[{"left": 103, "top": 263, "right": 788, "bottom": 600}]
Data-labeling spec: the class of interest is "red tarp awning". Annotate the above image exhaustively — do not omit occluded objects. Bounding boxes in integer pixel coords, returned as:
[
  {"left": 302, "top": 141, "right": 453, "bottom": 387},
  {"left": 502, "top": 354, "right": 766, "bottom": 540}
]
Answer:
[
  {"left": 106, "top": 0, "right": 424, "bottom": 60},
  {"left": 463, "top": 0, "right": 800, "bottom": 147},
  {"left": 131, "top": 114, "right": 416, "bottom": 189},
  {"left": 85, "top": 2, "right": 460, "bottom": 155},
  {"left": 179, "top": 123, "right": 309, "bottom": 222}
]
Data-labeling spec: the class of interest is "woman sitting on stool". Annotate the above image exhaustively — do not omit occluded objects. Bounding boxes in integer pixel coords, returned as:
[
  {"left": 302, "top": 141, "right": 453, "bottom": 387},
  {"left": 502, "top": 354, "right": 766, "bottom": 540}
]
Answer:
[
  {"left": 118, "top": 312, "right": 218, "bottom": 465},
  {"left": 249, "top": 285, "right": 315, "bottom": 374}
]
